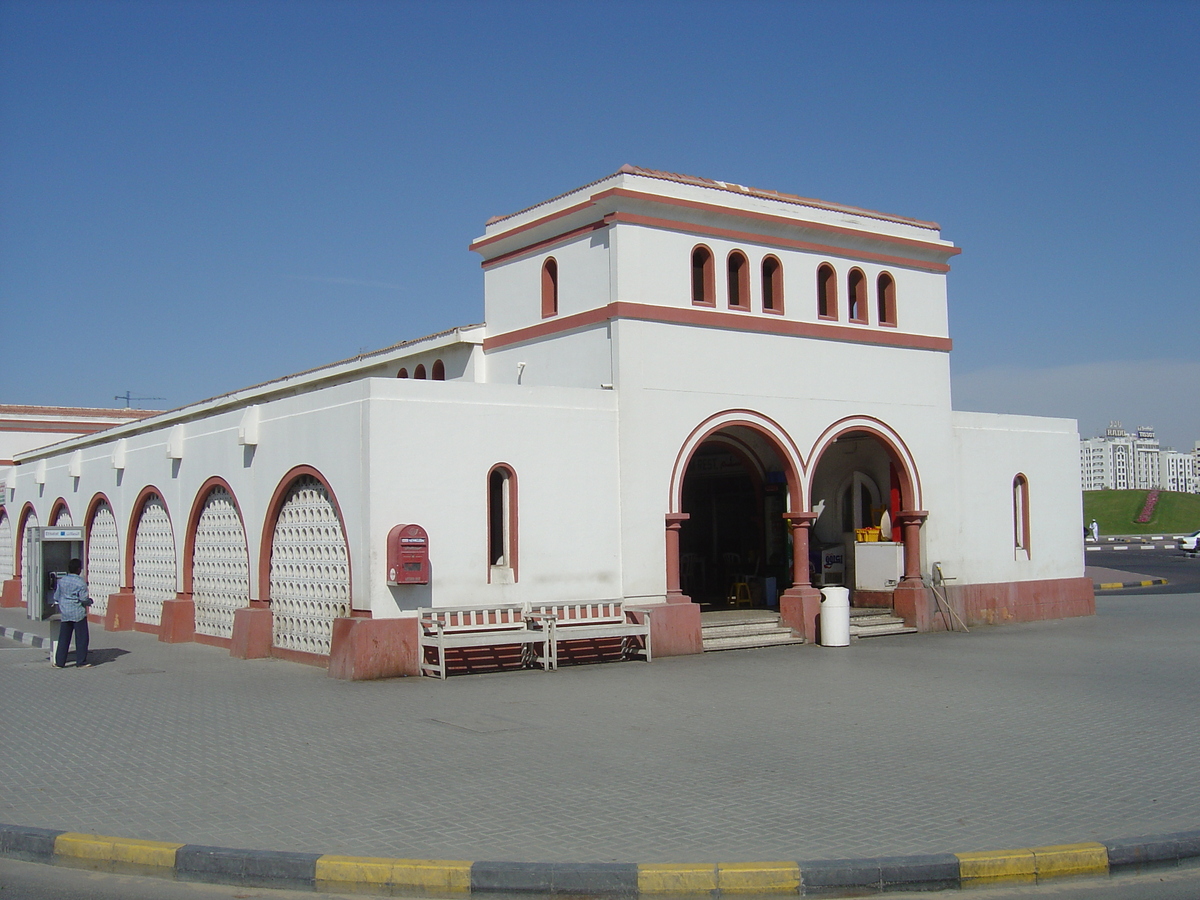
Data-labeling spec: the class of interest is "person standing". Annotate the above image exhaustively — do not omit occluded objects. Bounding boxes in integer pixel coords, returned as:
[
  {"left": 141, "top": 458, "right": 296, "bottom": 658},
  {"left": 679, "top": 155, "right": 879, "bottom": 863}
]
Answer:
[
  {"left": 52, "top": 558, "right": 92, "bottom": 669},
  {"left": 1090, "top": 519, "right": 1100, "bottom": 542}
]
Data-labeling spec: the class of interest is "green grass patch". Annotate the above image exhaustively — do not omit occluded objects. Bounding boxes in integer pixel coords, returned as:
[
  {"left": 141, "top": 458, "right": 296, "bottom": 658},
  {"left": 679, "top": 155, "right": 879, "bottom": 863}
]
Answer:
[{"left": 1083, "top": 490, "right": 1200, "bottom": 536}]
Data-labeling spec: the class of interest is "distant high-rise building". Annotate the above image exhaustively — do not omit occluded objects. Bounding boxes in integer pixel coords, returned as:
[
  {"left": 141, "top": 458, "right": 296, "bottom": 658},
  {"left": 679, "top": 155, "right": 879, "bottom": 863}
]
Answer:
[{"left": 1080, "top": 422, "right": 1198, "bottom": 493}]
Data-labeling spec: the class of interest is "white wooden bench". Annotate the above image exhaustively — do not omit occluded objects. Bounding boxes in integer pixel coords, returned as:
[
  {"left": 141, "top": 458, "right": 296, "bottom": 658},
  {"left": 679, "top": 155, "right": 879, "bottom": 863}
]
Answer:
[
  {"left": 525, "top": 600, "right": 652, "bottom": 670},
  {"left": 418, "top": 604, "right": 554, "bottom": 680}
]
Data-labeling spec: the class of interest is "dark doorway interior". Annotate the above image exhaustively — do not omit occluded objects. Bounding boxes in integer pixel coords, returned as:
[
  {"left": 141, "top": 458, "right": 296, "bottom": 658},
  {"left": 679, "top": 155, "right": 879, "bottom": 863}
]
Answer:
[{"left": 680, "top": 441, "right": 790, "bottom": 608}]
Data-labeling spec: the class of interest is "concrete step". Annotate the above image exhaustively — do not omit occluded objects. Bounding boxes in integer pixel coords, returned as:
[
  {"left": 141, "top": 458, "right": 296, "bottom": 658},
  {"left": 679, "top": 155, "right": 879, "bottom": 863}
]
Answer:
[
  {"left": 851, "top": 622, "right": 918, "bottom": 638},
  {"left": 701, "top": 621, "right": 793, "bottom": 639},
  {"left": 846, "top": 614, "right": 901, "bottom": 628},
  {"left": 703, "top": 632, "right": 806, "bottom": 652}
]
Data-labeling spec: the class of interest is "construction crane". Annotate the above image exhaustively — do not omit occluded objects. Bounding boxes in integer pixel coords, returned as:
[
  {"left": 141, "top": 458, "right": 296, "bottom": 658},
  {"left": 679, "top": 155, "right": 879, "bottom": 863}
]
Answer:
[{"left": 114, "top": 391, "right": 166, "bottom": 409}]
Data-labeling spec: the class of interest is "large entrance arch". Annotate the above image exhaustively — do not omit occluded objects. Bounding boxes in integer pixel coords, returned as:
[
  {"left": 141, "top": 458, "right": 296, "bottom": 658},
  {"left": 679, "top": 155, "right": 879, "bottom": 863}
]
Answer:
[
  {"left": 667, "top": 412, "right": 810, "bottom": 610},
  {"left": 807, "top": 417, "right": 929, "bottom": 622}
]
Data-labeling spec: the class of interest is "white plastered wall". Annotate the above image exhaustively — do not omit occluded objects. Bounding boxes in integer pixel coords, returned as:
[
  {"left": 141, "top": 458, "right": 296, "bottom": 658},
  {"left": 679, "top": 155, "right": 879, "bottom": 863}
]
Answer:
[
  {"left": 947, "top": 411, "right": 1085, "bottom": 584},
  {"left": 362, "top": 379, "right": 621, "bottom": 615}
]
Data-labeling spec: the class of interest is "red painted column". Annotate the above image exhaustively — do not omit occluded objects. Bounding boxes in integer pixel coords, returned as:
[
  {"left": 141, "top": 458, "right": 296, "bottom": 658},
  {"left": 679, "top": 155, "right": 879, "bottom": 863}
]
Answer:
[
  {"left": 897, "top": 511, "right": 928, "bottom": 582},
  {"left": 779, "top": 512, "right": 822, "bottom": 643},
  {"left": 0, "top": 578, "right": 22, "bottom": 608},
  {"left": 893, "top": 510, "right": 932, "bottom": 630},
  {"left": 647, "top": 512, "right": 703, "bottom": 656},
  {"left": 664, "top": 512, "right": 690, "bottom": 602}
]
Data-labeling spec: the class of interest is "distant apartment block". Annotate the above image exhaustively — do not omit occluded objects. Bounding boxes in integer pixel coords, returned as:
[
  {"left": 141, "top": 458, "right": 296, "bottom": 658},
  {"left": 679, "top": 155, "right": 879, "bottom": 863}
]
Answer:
[{"left": 1081, "top": 422, "right": 1198, "bottom": 493}]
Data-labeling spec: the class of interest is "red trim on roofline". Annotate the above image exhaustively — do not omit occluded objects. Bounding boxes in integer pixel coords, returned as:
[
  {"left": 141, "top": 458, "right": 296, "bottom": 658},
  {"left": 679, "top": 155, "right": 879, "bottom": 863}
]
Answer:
[
  {"left": 593, "top": 188, "right": 957, "bottom": 257},
  {"left": 478, "top": 208, "right": 955, "bottom": 274},
  {"left": 482, "top": 301, "right": 952, "bottom": 353},
  {"left": 0, "top": 420, "right": 130, "bottom": 434}
]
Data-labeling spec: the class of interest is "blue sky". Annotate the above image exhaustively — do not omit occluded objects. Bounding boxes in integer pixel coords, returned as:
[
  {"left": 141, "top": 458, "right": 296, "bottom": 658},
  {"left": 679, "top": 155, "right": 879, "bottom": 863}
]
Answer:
[{"left": 2, "top": 0, "right": 1197, "bottom": 448}]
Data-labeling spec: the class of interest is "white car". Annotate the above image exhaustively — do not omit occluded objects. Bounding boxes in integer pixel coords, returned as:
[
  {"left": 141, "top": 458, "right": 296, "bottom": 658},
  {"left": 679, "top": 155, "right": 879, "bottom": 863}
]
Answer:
[{"left": 1180, "top": 530, "right": 1200, "bottom": 554}]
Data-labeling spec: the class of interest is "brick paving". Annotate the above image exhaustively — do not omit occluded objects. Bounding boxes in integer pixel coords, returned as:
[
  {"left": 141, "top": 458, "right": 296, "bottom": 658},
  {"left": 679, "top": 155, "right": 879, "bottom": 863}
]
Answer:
[{"left": 1, "top": 594, "right": 1198, "bottom": 864}]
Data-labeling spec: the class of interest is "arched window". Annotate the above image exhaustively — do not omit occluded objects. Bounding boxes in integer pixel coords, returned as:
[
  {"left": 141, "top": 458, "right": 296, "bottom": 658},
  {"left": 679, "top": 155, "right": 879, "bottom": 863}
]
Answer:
[
  {"left": 761, "top": 256, "right": 783, "bottom": 314},
  {"left": 877, "top": 272, "right": 896, "bottom": 327},
  {"left": 817, "top": 263, "right": 837, "bottom": 319},
  {"left": 848, "top": 268, "right": 867, "bottom": 323},
  {"left": 727, "top": 250, "right": 750, "bottom": 310},
  {"left": 397, "top": 368, "right": 409, "bottom": 378},
  {"left": 432, "top": 359, "right": 445, "bottom": 381},
  {"left": 487, "top": 465, "right": 517, "bottom": 583},
  {"left": 414, "top": 364, "right": 427, "bottom": 380},
  {"left": 1013, "top": 474, "right": 1031, "bottom": 558},
  {"left": 691, "top": 245, "right": 715, "bottom": 306},
  {"left": 541, "top": 257, "right": 558, "bottom": 318}
]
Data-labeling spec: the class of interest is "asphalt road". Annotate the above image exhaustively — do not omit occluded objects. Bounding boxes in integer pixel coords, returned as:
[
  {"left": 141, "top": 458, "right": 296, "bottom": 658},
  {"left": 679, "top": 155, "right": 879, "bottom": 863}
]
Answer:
[
  {"left": 1087, "top": 544, "right": 1200, "bottom": 594},
  {"left": 3, "top": 857, "right": 1200, "bottom": 900}
]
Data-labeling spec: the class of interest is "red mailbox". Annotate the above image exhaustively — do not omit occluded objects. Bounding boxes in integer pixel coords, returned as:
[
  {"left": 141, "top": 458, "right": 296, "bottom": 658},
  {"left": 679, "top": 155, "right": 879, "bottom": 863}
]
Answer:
[{"left": 386, "top": 524, "right": 429, "bottom": 585}]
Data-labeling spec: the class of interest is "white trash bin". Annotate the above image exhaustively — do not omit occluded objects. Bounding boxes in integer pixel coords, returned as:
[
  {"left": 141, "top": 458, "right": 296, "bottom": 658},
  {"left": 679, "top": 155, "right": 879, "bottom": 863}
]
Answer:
[{"left": 819, "top": 586, "right": 851, "bottom": 647}]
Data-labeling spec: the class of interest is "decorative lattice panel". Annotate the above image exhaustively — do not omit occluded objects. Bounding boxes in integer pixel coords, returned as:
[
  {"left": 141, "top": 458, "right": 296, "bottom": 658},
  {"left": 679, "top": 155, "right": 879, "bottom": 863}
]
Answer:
[
  {"left": 53, "top": 507, "right": 73, "bottom": 526},
  {"left": 86, "top": 503, "right": 120, "bottom": 617},
  {"left": 21, "top": 511, "right": 39, "bottom": 585},
  {"left": 0, "top": 514, "right": 12, "bottom": 583},
  {"left": 192, "top": 487, "right": 250, "bottom": 639},
  {"left": 133, "top": 497, "right": 176, "bottom": 625},
  {"left": 269, "top": 476, "right": 350, "bottom": 655}
]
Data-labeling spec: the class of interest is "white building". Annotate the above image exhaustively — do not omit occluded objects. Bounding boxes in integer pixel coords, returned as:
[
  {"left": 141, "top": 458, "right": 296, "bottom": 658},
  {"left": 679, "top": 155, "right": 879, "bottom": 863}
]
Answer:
[
  {"left": 1, "top": 167, "right": 1093, "bottom": 678},
  {"left": 1080, "top": 422, "right": 1198, "bottom": 493}
]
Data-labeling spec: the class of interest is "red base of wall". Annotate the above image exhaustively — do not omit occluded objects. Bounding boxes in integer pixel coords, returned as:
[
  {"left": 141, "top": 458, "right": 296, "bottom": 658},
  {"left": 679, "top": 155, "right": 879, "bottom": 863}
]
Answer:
[
  {"left": 631, "top": 599, "right": 702, "bottom": 656},
  {"left": 941, "top": 576, "right": 1095, "bottom": 628},
  {"left": 159, "top": 595, "right": 195, "bottom": 643},
  {"left": 328, "top": 616, "right": 420, "bottom": 680},
  {"left": 104, "top": 592, "right": 136, "bottom": 631},
  {"left": 270, "top": 645, "right": 329, "bottom": 668},
  {"left": 779, "top": 586, "right": 822, "bottom": 643},
  {"left": 194, "top": 632, "right": 232, "bottom": 649},
  {"left": 0, "top": 578, "right": 22, "bottom": 608},
  {"left": 230, "top": 606, "right": 273, "bottom": 659}
]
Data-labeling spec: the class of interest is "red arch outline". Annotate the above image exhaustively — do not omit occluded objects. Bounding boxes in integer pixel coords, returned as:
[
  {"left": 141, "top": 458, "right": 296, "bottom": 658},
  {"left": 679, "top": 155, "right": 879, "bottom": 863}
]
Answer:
[
  {"left": 257, "top": 466, "right": 351, "bottom": 606},
  {"left": 806, "top": 416, "right": 922, "bottom": 512},
  {"left": 48, "top": 497, "right": 72, "bottom": 526},
  {"left": 669, "top": 410, "right": 807, "bottom": 514},
  {"left": 182, "top": 477, "right": 248, "bottom": 595},
  {"left": 123, "top": 486, "right": 174, "bottom": 588},
  {"left": 15, "top": 502, "right": 39, "bottom": 580},
  {"left": 84, "top": 492, "right": 115, "bottom": 581}
]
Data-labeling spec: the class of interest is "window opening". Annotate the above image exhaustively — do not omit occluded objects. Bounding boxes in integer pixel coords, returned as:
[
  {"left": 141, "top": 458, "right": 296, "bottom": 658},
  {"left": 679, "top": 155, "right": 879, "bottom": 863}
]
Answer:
[
  {"left": 848, "top": 269, "right": 867, "bottom": 323},
  {"left": 432, "top": 359, "right": 445, "bottom": 381},
  {"left": 488, "top": 465, "right": 517, "bottom": 583},
  {"left": 877, "top": 272, "right": 896, "bottom": 326},
  {"left": 1013, "top": 474, "right": 1031, "bottom": 558},
  {"left": 727, "top": 251, "right": 749, "bottom": 310},
  {"left": 691, "top": 245, "right": 715, "bottom": 306},
  {"left": 817, "top": 264, "right": 837, "bottom": 319},
  {"left": 397, "top": 368, "right": 408, "bottom": 378},
  {"left": 414, "top": 364, "right": 427, "bottom": 379},
  {"left": 761, "top": 256, "right": 783, "bottom": 313},
  {"left": 541, "top": 257, "right": 558, "bottom": 318}
]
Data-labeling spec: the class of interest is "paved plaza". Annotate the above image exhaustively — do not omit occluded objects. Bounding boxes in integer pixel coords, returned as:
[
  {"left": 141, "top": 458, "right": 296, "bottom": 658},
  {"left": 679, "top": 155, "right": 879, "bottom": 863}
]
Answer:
[{"left": 2, "top": 592, "right": 1198, "bottom": 865}]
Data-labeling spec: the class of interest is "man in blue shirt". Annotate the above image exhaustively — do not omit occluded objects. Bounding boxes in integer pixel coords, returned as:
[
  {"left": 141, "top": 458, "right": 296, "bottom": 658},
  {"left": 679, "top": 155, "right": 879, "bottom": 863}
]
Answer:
[{"left": 52, "top": 558, "right": 92, "bottom": 668}]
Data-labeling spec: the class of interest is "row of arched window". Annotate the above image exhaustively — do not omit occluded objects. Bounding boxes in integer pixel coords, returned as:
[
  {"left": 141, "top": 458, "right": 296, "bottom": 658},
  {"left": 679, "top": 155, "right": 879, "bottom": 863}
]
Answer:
[
  {"left": 690, "top": 246, "right": 785, "bottom": 314},
  {"left": 397, "top": 359, "right": 445, "bottom": 380},
  {"left": 817, "top": 263, "right": 896, "bottom": 327},
  {"left": 539, "top": 250, "right": 898, "bottom": 327},
  {"left": 690, "top": 247, "right": 898, "bottom": 326}
]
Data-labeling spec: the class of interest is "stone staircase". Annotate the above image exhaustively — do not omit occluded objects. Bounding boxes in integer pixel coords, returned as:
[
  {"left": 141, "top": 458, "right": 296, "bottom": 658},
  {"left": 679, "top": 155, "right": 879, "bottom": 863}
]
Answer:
[
  {"left": 849, "top": 606, "right": 918, "bottom": 638},
  {"left": 699, "top": 607, "right": 917, "bottom": 651},
  {"left": 701, "top": 609, "right": 804, "bottom": 652}
]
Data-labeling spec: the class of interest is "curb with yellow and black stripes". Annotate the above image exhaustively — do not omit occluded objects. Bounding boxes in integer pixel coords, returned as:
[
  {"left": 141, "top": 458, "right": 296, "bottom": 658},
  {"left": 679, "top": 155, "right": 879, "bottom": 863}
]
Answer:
[
  {"left": 1095, "top": 578, "right": 1169, "bottom": 590},
  {"left": 2, "top": 823, "right": 1199, "bottom": 894}
]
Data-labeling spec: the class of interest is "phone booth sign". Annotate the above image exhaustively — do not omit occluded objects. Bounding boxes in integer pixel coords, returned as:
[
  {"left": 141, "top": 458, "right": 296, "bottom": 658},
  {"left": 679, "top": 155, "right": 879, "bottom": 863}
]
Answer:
[{"left": 387, "top": 524, "right": 429, "bottom": 585}]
